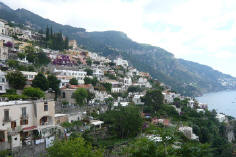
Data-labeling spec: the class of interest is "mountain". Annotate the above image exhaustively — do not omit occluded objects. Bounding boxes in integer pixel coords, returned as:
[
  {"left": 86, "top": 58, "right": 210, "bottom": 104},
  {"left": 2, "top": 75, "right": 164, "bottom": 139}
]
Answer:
[
  {"left": 0, "top": 2, "right": 86, "bottom": 33},
  {"left": 1, "top": 2, "right": 235, "bottom": 96}
]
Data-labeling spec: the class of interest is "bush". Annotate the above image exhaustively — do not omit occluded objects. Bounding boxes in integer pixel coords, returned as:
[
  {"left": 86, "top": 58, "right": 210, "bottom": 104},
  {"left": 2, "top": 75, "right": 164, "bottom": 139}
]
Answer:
[
  {"left": 69, "top": 78, "right": 78, "bottom": 85},
  {"left": 23, "top": 87, "right": 45, "bottom": 99}
]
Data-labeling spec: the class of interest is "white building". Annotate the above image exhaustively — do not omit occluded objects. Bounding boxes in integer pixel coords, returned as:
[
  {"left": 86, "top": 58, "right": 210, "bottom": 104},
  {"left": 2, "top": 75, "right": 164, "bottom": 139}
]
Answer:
[
  {"left": 0, "top": 19, "right": 7, "bottom": 35},
  {"left": 111, "top": 87, "right": 122, "bottom": 93},
  {"left": 124, "top": 77, "right": 132, "bottom": 88},
  {"left": 17, "top": 30, "right": 32, "bottom": 41},
  {"left": 0, "top": 46, "right": 8, "bottom": 61},
  {"left": 0, "top": 71, "right": 9, "bottom": 94},
  {"left": 0, "top": 34, "right": 14, "bottom": 44},
  {"left": 17, "top": 57, "right": 29, "bottom": 64},
  {"left": 127, "top": 68, "right": 139, "bottom": 77},
  {"left": 114, "top": 58, "right": 128, "bottom": 67},
  {"left": 93, "top": 68, "right": 104, "bottom": 80},
  {"left": 187, "top": 99, "right": 195, "bottom": 108},
  {"left": 94, "top": 91, "right": 111, "bottom": 102},
  {"left": 136, "top": 77, "right": 152, "bottom": 88},
  {"left": 162, "top": 92, "right": 181, "bottom": 104},
  {"left": 216, "top": 113, "right": 227, "bottom": 123},
  {"left": 114, "top": 101, "right": 129, "bottom": 107},
  {"left": 21, "top": 71, "right": 38, "bottom": 81},
  {"left": 132, "top": 94, "right": 144, "bottom": 105},
  {"left": 196, "top": 109, "right": 205, "bottom": 113},
  {"left": 179, "top": 126, "right": 199, "bottom": 140},
  {"left": 54, "top": 69, "right": 87, "bottom": 84}
]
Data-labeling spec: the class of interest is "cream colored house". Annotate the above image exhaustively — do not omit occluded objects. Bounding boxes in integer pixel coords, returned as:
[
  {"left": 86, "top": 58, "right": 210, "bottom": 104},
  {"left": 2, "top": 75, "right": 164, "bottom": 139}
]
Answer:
[
  {"left": 0, "top": 100, "right": 55, "bottom": 149},
  {"left": 0, "top": 46, "right": 8, "bottom": 61},
  {"left": 0, "top": 70, "right": 9, "bottom": 94},
  {"left": 0, "top": 19, "right": 7, "bottom": 35},
  {"left": 68, "top": 40, "right": 77, "bottom": 50}
]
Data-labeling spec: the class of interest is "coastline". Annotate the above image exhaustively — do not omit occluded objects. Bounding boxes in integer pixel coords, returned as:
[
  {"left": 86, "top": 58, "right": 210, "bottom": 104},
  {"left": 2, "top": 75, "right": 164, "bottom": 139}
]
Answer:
[{"left": 196, "top": 90, "right": 236, "bottom": 118}]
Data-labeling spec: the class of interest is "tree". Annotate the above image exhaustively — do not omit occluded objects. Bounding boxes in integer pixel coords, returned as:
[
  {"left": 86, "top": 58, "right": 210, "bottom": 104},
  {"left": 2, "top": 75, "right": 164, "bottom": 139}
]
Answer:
[
  {"left": 128, "top": 86, "right": 142, "bottom": 93},
  {"left": 142, "top": 89, "right": 164, "bottom": 113},
  {"left": 47, "top": 137, "right": 103, "bottom": 157},
  {"left": 32, "top": 73, "right": 49, "bottom": 91},
  {"left": 84, "top": 77, "right": 92, "bottom": 84},
  {"left": 87, "top": 91, "right": 95, "bottom": 103},
  {"left": 72, "top": 88, "right": 88, "bottom": 106},
  {"left": 91, "top": 77, "right": 98, "bottom": 86},
  {"left": 7, "top": 59, "right": 19, "bottom": 69},
  {"left": 123, "top": 137, "right": 159, "bottom": 157},
  {"left": 17, "top": 52, "right": 26, "bottom": 60},
  {"left": 100, "top": 105, "right": 143, "bottom": 138},
  {"left": 84, "top": 77, "right": 98, "bottom": 86},
  {"left": 102, "top": 83, "right": 112, "bottom": 93},
  {"left": 6, "top": 71, "right": 26, "bottom": 89},
  {"left": 64, "top": 36, "right": 69, "bottom": 49},
  {"left": 24, "top": 46, "right": 36, "bottom": 63},
  {"left": 85, "top": 68, "right": 93, "bottom": 76},
  {"left": 69, "top": 78, "right": 78, "bottom": 85},
  {"left": 105, "top": 97, "right": 114, "bottom": 111},
  {"left": 48, "top": 74, "right": 60, "bottom": 94},
  {"left": 23, "top": 87, "right": 45, "bottom": 99},
  {"left": 177, "top": 142, "right": 213, "bottom": 157},
  {"left": 36, "top": 51, "right": 50, "bottom": 65},
  {"left": 46, "top": 25, "right": 50, "bottom": 42},
  {"left": 86, "top": 59, "right": 92, "bottom": 66}
]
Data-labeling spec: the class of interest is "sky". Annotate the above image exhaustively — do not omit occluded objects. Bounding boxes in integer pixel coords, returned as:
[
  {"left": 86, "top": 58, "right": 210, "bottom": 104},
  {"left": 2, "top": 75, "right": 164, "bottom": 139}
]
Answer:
[{"left": 2, "top": 0, "right": 236, "bottom": 76}]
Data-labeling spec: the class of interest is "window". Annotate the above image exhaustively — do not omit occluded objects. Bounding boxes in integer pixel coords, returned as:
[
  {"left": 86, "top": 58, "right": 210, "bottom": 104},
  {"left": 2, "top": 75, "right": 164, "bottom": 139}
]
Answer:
[
  {"left": 0, "top": 86, "right": 2, "bottom": 90},
  {"left": 4, "top": 109, "right": 9, "bottom": 121},
  {"left": 11, "top": 121, "right": 16, "bottom": 129},
  {"left": 62, "top": 92, "right": 65, "bottom": 98},
  {"left": 20, "top": 119, "right": 28, "bottom": 125},
  {"left": 44, "top": 105, "right": 48, "bottom": 111},
  {"left": 22, "top": 107, "right": 27, "bottom": 117}
]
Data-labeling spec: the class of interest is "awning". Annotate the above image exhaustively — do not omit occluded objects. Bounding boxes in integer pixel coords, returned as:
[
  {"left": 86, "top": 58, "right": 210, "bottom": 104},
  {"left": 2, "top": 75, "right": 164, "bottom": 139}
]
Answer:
[{"left": 22, "top": 126, "right": 37, "bottom": 132}]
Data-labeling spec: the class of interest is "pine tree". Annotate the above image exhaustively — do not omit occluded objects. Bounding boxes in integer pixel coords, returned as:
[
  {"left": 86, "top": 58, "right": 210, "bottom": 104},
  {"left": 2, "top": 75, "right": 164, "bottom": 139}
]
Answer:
[
  {"left": 46, "top": 25, "right": 49, "bottom": 41},
  {"left": 65, "top": 36, "right": 69, "bottom": 49}
]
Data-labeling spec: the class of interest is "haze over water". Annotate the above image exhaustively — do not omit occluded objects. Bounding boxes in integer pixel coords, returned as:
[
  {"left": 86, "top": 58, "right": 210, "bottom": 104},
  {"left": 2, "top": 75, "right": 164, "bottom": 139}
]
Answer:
[{"left": 197, "top": 90, "right": 236, "bottom": 118}]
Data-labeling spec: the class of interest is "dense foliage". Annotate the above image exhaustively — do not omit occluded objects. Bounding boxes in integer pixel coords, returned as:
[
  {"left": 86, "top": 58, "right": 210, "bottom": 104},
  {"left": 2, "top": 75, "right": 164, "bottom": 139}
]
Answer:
[
  {"left": 69, "top": 78, "right": 78, "bottom": 85},
  {"left": 47, "top": 74, "right": 60, "bottom": 94},
  {"left": 72, "top": 88, "right": 88, "bottom": 106},
  {"left": 6, "top": 71, "right": 26, "bottom": 89},
  {"left": 142, "top": 89, "right": 164, "bottom": 113},
  {"left": 32, "top": 73, "right": 49, "bottom": 91},
  {"left": 45, "top": 26, "right": 69, "bottom": 50},
  {"left": 23, "top": 87, "right": 45, "bottom": 99},
  {"left": 47, "top": 137, "right": 103, "bottom": 157},
  {"left": 24, "top": 46, "right": 50, "bottom": 66},
  {"left": 100, "top": 105, "right": 143, "bottom": 138}
]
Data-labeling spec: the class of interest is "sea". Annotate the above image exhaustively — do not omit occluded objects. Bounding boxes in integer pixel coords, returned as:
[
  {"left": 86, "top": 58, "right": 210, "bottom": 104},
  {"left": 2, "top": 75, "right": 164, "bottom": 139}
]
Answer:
[{"left": 196, "top": 90, "right": 236, "bottom": 118}]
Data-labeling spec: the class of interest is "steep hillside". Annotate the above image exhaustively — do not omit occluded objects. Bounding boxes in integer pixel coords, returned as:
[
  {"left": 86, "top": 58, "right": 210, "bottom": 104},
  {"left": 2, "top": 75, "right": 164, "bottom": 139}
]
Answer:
[
  {"left": 1, "top": 2, "right": 235, "bottom": 96},
  {"left": 73, "top": 31, "right": 236, "bottom": 96}
]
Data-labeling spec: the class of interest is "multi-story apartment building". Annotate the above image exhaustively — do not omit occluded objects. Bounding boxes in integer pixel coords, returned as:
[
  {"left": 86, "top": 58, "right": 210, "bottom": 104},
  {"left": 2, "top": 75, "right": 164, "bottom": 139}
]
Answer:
[
  {"left": 0, "top": 100, "right": 55, "bottom": 150},
  {"left": 0, "top": 71, "right": 9, "bottom": 94},
  {"left": 54, "top": 69, "right": 87, "bottom": 85}
]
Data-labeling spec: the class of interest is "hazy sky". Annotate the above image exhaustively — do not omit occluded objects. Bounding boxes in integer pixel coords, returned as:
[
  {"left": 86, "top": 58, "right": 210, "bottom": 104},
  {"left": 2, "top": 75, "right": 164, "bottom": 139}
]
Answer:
[{"left": 2, "top": 0, "right": 236, "bottom": 76}]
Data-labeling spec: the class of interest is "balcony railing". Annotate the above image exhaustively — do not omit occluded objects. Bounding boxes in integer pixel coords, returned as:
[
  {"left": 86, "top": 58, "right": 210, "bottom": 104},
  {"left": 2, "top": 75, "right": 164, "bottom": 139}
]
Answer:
[
  {"left": 3, "top": 117, "right": 11, "bottom": 123},
  {"left": 21, "top": 114, "right": 29, "bottom": 120}
]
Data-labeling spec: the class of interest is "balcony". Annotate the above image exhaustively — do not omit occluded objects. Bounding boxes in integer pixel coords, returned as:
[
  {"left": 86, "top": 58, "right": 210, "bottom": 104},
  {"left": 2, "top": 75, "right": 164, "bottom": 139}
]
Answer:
[
  {"left": 3, "top": 117, "right": 11, "bottom": 123},
  {"left": 21, "top": 114, "right": 29, "bottom": 120}
]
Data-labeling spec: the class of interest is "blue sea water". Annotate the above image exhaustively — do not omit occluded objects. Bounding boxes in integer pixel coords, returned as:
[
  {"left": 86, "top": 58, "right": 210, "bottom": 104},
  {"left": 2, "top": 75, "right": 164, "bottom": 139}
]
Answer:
[{"left": 196, "top": 90, "right": 236, "bottom": 118}]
